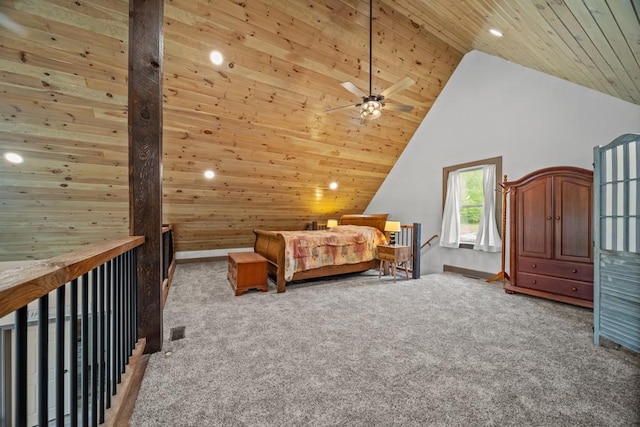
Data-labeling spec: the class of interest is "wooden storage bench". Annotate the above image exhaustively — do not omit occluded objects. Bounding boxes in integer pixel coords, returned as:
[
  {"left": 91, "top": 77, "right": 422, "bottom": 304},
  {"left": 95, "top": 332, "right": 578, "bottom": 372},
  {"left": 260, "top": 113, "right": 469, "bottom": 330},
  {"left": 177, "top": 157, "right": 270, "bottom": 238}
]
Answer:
[{"left": 228, "top": 252, "right": 269, "bottom": 296}]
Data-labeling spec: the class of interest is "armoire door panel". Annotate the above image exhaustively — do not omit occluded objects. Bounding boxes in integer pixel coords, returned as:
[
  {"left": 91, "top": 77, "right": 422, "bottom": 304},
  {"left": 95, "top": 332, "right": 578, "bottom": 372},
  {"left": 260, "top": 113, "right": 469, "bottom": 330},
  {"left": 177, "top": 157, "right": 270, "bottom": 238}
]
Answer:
[
  {"left": 517, "top": 177, "right": 552, "bottom": 259},
  {"left": 554, "top": 176, "right": 593, "bottom": 263}
]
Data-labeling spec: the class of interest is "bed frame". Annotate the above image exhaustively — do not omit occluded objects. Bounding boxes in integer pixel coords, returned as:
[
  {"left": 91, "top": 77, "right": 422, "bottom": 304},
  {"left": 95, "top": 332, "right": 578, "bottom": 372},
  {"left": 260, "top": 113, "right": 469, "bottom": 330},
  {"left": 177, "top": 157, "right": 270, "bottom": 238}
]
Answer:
[{"left": 253, "top": 214, "right": 388, "bottom": 293}]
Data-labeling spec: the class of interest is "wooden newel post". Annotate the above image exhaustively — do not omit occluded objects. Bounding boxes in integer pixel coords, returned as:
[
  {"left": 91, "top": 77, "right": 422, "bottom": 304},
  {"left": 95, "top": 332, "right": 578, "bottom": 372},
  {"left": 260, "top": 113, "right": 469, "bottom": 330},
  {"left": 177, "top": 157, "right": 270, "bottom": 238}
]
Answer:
[
  {"left": 129, "top": 0, "right": 164, "bottom": 353},
  {"left": 487, "top": 175, "right": 510, "bottom": 284}
]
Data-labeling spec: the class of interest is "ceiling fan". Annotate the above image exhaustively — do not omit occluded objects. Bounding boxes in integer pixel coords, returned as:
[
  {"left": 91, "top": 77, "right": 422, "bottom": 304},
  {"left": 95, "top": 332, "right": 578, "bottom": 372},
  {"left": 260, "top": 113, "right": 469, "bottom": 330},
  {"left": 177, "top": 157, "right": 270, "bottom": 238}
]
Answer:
[{"left": 326, "top": 0, "right": 415, "bottom": 122}]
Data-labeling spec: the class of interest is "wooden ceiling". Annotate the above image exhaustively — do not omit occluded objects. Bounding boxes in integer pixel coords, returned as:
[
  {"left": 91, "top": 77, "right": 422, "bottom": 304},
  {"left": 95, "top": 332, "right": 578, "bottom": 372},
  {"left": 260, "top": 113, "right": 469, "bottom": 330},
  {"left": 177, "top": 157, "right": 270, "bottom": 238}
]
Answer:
[{"left": 0, "top": 0, "right": 638, "bottom": 260}]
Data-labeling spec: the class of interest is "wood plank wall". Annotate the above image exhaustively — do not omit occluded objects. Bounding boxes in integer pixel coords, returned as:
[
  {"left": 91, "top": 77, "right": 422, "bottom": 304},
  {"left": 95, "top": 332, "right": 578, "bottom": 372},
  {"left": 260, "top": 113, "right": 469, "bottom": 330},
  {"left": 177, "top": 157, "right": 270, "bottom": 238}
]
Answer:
[
  {"left": 0, "top": 0, "right": 461, "bottom": 260},
  {"left": 1, "top": 0, "right": 636, "bottom": 261},
  {"left": 0, "top": 0, "right": 130, "bottom": 260},
  {"left": 160, "top": 0, "right": 460, "bottom": 253}
]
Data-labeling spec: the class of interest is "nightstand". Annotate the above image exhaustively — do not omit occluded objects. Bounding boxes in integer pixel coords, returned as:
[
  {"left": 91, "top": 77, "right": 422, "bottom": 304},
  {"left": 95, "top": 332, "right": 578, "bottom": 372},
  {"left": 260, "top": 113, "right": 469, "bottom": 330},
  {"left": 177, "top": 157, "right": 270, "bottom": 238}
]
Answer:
[{"left": 377, "top": 244, "right": 411, "bottom": 283}]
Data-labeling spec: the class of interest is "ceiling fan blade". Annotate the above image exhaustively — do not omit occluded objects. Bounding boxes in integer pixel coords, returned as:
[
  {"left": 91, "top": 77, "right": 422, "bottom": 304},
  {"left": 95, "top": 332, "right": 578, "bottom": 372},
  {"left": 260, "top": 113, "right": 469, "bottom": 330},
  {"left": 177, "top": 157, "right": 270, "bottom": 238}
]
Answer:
[
  {"left": 384, "top": 102, "right": 414, "bottom": 112},
  {"left": 325, "top": 104, "right": 358, "bottom": 114},
  {"left": 380, "top": 76, "right": 416, "bottom": 99},
  {"left": 340, "top": 81, "right": 368, "bottom": 99}
]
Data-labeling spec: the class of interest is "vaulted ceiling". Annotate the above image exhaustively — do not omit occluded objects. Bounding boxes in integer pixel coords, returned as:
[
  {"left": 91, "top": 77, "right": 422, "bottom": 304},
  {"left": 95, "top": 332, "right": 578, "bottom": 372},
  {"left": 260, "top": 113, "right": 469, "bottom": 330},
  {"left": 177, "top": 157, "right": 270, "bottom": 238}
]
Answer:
[{"left": 1, "top": 0, "right": 638, "bottom": 260}]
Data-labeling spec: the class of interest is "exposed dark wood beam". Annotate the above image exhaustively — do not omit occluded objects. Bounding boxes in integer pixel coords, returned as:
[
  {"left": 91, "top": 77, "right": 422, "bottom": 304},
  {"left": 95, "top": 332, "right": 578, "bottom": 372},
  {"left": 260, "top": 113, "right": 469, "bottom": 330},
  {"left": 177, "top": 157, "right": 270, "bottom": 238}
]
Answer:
[{"left": 129, "top": 0, "right": 164, "bottom": 354}]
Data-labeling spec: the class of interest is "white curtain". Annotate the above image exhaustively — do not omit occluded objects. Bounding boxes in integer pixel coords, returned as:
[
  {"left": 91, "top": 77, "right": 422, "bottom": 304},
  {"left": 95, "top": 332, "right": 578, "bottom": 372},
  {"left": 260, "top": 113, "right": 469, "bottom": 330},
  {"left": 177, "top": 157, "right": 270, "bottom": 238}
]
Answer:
[
  {"left": 440, "top": 170, "right": 461, "bottom": 248},
  {"left": 474, "top": 164, "right": 502, "bottom": 252}
]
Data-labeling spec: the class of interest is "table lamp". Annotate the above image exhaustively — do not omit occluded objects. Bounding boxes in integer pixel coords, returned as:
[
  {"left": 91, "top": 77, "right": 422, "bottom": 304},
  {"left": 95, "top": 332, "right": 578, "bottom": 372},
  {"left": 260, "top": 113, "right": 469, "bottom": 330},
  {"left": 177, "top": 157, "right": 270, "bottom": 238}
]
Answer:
[
  {"left": 385, "top": 220, "right": 401, "bottom": 245},
  {"left": 326, "top": 219, "right": 339, "bottom": 228}
]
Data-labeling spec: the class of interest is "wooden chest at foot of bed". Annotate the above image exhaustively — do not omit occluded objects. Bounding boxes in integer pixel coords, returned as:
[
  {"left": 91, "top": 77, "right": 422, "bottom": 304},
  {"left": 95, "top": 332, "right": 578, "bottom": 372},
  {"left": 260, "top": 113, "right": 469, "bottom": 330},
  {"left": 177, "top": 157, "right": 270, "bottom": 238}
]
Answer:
[{"left": 228, "top": 252, "right": 269, "bottom": 296}]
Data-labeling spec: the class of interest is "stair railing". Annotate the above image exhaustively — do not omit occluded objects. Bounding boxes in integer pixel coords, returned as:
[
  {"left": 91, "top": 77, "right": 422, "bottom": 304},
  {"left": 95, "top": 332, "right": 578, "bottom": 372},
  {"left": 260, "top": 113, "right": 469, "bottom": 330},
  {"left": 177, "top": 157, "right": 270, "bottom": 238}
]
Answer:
[{"left": 0, "top": 236, "right": 144, "bottom": 427}]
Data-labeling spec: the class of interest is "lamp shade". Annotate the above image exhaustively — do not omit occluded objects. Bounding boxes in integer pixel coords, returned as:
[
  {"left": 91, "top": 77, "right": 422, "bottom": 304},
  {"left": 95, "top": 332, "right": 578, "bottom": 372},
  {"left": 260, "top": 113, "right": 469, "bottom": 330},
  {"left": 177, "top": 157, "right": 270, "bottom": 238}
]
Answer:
[
  {"left": 384, "top": 220, "right": 401, "bottom": 232},
  {"left": 326, "top": 219, "right": 339, "bottom": 228}
]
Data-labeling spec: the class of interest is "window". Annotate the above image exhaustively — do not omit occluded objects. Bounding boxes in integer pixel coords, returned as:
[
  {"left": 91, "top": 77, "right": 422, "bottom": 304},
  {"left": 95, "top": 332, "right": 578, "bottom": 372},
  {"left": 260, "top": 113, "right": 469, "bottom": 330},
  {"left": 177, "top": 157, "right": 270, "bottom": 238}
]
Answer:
[
  {"left": 458, "top": 167, "right": 484, "bottom": 244},
  {"left": 441, "top": 156, "right": 502, "bottom": 251}
]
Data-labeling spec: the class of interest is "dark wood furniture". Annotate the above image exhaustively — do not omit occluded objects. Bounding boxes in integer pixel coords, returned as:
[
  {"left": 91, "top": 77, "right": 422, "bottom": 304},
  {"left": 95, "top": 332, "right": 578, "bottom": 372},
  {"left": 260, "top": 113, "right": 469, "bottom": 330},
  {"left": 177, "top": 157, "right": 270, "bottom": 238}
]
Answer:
[
  {"left": 227, "top": 252, "right": 269, "bottom": 296},
  {"left": 377, "top": 244, "right": 411, "bottom": 282},
  {"left": 253, "top": 214, "right": 388, "bottom": 293},
  {"left": 505, "top": 167, "right": 593, "bottom": 308}
]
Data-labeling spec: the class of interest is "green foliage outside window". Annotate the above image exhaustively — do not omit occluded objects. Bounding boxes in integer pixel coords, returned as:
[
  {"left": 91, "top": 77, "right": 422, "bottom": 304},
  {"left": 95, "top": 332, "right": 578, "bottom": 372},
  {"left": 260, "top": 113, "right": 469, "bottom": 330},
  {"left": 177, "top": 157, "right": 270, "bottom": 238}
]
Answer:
[{"left": 460, "top": 169, "right": 483, "bottom": 225}]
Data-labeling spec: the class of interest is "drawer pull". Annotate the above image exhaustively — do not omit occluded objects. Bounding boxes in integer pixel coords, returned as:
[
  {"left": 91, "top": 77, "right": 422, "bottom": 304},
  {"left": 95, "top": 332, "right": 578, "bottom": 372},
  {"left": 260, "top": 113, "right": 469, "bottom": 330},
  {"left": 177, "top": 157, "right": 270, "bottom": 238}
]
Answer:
[
  {"left": 546, "top": 216, "right": 552, "bottom": 220},
  {"left": 532, "top": 264, "right": 537, "bottom": 268},
  {"left": 572, "top": 287, "right": 577, "bottom": 292},
  {"left": 572, "top": 269, "right": 578, "bottom": 273},
  {"left": 532, "top": 280, "right": 537, "bottom": 284}
]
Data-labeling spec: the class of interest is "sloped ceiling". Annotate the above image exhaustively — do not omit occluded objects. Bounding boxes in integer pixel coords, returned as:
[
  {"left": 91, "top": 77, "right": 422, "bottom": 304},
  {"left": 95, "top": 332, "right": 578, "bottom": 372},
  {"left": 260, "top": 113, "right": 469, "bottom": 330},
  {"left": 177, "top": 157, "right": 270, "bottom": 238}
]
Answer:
[{"left": 0, "top": 0, "right": 638, "bottom": 260}]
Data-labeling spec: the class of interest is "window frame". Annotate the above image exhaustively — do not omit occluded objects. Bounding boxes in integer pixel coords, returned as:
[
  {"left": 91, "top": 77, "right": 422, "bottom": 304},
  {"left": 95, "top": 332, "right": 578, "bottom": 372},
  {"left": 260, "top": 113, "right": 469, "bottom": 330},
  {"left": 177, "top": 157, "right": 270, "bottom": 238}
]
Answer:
[{"left": 442, "top": 156, "right": 503, "bottom": 249}]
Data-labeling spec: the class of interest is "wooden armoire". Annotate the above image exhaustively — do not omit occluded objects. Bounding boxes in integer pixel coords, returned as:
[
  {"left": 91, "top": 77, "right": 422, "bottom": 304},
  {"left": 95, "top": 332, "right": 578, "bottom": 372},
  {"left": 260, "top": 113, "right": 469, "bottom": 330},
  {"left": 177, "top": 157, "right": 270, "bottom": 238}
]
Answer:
[{"left": 505, "top": 167, "right": 594, "bottom": 308}]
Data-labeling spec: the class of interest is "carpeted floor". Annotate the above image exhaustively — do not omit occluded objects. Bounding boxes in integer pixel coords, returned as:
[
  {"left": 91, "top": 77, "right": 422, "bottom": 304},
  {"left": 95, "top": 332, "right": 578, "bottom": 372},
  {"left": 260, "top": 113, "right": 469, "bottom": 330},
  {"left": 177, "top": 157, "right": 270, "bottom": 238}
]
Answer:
[{"left": 130, "top": 261, "right": 640, "bottom": 426}]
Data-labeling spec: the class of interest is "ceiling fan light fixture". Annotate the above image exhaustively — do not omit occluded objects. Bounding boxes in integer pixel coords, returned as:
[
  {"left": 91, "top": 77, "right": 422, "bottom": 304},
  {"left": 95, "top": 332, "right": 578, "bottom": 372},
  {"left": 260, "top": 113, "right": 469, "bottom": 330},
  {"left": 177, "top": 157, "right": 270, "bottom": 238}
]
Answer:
[
  {"left": 325, "top": 0, "right": 415, "bottom": 120},
  {"left": 360, "top": 100, "right": 382, "bottom": 120}
]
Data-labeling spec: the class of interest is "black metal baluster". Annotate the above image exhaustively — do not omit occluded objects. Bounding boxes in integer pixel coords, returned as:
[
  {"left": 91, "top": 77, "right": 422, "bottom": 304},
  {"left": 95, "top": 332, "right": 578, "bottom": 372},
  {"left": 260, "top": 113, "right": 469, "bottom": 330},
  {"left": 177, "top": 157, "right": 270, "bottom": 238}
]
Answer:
[
  {"left": 38, "top": 294, "right": 49, "bottom": 427},
  {"left": 123, "top": 253, "right": 130, "bottom": 360},
  {"left": 132, "top": 250, "right": 138, "bottom": 346},
  {"left": 70, "top": 278, "right": 79, "bottom": 427},
  {"left": 81, "top": 272, "right": 89, "bottom": 426},
  {"left": 130, "top": 250, "right": 135, "bottom": 352},
  {"left": 121, "top": 253, "right": 131, "bottom": 362},
  {"left": 105, "top": 260, "right": 112, "bottom": 406},
  {"left": 119, "top": 254, "right": 126, "bottom": 375},
  {"left": 114, "top": 255, "right": 121, "bottom": 386},
  {"left": 15, "top": 306, "right": 28, "bottom": 427},
  {"left": 128, "top": 250, "right": 134, "bottom": 354},
  {"left": 91, "top": 268, "right": 98, "bottom": 427},
  {"left": 98, "top": 264, "right": 106, "bottom": 423},
  {"left": 56, "top": 285, "right": 66, "bottom": 427}
]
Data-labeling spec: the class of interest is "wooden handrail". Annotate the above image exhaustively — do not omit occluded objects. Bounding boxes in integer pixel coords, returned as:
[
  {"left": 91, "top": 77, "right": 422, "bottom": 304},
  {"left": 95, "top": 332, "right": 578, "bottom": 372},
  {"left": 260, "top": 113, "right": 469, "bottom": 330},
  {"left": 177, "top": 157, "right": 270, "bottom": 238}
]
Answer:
[
  {"left": 421, "top": 234, "right": 439, "bottom": 249},
  {"left": 0, "top": 236, "right": 145, "bottom": 319}
]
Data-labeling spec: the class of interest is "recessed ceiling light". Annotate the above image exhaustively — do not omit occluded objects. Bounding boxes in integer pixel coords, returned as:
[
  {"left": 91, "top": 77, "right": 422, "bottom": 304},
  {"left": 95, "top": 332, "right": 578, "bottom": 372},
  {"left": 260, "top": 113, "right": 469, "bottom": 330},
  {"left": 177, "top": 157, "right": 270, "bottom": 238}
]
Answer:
[
  {"left": 204, "top": 170, "right": 215, "bottom": 179},
  {"left": 489, "top": 28, "right": 503, "bottom": 37},
  {"left": 329, "top": 182, "right": 338, "bottom": 190},
  {"left": 4, "top": 152, "right": 23, "bottom": 164},
  {"left": 209, "top": 50, "right": 224, "bottom": 66}
]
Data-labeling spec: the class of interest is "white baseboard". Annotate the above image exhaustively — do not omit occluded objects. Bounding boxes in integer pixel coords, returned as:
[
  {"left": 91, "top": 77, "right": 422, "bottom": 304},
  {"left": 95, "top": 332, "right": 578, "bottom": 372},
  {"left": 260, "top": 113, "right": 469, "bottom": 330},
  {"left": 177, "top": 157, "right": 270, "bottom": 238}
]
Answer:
[{"left": 176, "top": 247, "right": 254, "bottom": 260}]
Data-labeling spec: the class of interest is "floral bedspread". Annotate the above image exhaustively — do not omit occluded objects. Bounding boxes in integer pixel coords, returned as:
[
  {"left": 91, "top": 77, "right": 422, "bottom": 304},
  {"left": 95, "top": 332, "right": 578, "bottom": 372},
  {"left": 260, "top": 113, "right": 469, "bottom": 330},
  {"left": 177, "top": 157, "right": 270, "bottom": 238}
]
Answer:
[{"left": 278, "top": 225, "right": 388, "bottom": 281}]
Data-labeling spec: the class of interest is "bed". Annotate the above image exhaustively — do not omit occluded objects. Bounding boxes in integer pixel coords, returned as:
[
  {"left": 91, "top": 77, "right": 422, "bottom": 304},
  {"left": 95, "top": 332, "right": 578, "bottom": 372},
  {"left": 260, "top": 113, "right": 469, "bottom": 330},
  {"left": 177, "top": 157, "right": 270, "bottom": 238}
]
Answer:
[{"left": 253, "top": 214, "right": 389, "bottom": 292}]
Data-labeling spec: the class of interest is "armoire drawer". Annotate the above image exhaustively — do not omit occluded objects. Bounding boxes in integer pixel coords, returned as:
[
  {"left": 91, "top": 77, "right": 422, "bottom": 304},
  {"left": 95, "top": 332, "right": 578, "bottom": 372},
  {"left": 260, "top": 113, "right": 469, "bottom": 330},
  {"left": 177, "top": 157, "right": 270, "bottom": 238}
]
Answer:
[
  {"left": 517, "top": 257, "right": 593, "bottom": 283},
  {"left": 517, "top": 272, "right": 593, "bottom": 301}
]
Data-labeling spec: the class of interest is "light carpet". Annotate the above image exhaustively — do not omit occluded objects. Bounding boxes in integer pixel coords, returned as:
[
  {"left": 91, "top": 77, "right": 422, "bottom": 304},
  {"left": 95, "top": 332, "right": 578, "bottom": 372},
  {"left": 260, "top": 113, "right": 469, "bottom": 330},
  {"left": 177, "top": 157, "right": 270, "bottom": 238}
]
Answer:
[{"left": 130, "top": 261, "right": 640, "bottom": 426}]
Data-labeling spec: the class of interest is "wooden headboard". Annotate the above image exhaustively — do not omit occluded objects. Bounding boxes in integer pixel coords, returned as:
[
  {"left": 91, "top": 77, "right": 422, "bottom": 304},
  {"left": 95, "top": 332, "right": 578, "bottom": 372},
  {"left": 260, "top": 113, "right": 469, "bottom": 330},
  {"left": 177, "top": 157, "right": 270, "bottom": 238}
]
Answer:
[{"left": 339, "top": 214, "right": 388, "bottom": 232}]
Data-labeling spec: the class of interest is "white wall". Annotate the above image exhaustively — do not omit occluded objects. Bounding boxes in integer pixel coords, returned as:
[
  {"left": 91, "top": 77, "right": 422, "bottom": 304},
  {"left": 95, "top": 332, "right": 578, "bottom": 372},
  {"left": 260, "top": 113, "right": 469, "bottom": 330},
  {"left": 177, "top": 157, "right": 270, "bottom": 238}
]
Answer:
[{"left": 366, "top": 50, "right": 640, "bottom": 275}]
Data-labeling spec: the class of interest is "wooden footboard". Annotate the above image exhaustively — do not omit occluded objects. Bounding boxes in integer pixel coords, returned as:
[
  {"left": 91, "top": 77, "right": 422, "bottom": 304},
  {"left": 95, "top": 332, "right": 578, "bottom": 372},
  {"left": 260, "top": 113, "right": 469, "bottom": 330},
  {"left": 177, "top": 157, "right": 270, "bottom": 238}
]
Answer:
[{"left": 253, "top": 229, "right": 287, "bottom": 292}]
